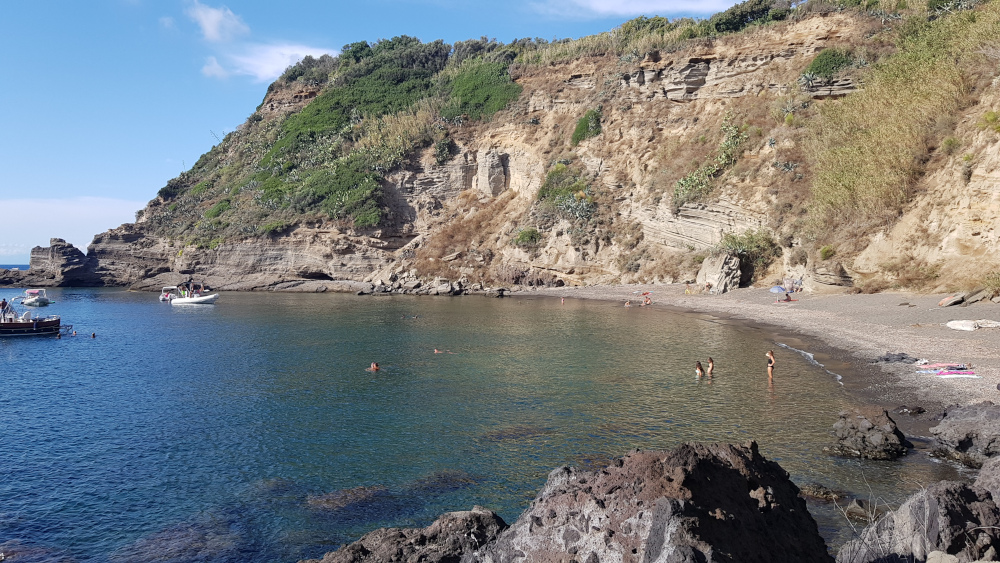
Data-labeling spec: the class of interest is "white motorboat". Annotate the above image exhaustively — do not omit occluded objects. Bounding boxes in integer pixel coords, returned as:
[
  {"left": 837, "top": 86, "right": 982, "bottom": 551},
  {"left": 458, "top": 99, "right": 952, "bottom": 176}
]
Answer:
[
  {"left": 171, "top": 293, "right": 220, "bottom": 305},
  {"left": 166, "top": 282, "right": 219, "bottom": 305},
  {"left": 19, "top": 289, "right": 51, "bottom": 307}
]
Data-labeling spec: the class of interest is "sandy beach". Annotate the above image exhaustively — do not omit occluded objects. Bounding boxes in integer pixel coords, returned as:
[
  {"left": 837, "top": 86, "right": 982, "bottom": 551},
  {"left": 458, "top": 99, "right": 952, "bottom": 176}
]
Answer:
[{"left": 536, "top": 284, "right": 1000, "bottom": 411}]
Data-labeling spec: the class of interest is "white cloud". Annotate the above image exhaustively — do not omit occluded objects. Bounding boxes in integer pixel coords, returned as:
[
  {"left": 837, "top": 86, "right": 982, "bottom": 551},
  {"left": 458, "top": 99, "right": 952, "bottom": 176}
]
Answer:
[
  {"left": 0, "top": 197, "right": 146, "bottom": 262},
  {"left": 201, "top": 56, "right": 229, "bottom": 78},
  {"left": 185, "top": 0, "right": 249, "bottom": 42},
  {"left": 227, "top": 43, "right": 334, "bottom": 82},
  {"left": 159, "top": 16, "right": 175, "bottom": 29},
  {"left": 533, "top": 0, "right": 737, "bottom": 17}
]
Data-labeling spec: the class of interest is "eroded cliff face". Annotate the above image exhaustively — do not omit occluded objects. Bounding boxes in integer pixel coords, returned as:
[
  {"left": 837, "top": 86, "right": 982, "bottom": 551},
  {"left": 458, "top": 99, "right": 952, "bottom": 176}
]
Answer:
[{"left": 20, "top": 10, "right": 994, "bottom": 291}]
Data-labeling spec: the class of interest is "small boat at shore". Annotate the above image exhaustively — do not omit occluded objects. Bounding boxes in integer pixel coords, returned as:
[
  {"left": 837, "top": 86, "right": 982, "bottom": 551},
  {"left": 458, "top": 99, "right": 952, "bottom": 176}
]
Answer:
[
  {"left": 0, "top": 301, "right": 66, "bottom": 336},
  {"left": 20, "top": 289, "right": 51, "bottom": 307},
  {"left": 162, "top": 282, "right": 219, "bottom": 305}
]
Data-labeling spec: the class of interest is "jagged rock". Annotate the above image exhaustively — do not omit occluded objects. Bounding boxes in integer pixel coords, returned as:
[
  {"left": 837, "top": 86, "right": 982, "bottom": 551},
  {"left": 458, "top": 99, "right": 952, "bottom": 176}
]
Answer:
[
  {"left": 825, "top": 408, "right": 910, "bottom": 460},
  {"left": 931, "top": 402, "right": 1000, "bottom": 468},
  {"left": 301, "top": 506, "right": 506, "bottom": 563},
  {"left": 836, "top": 481, "right": 1000, "bottom": 563},
  {"left": 974, "top": 456, "right": 1000, "bottom": 500},
  {"left": 470, "top": 442, "right": 832, "bottom": 563},
  {"left": 696, "top": 253, "right": 741, "bottom": 294},
  {"left": 799, "top": 482, "right": 847, "bottom": 502},
  {"left": 402, "top": 280, "right": 422, "bottom": 290}
]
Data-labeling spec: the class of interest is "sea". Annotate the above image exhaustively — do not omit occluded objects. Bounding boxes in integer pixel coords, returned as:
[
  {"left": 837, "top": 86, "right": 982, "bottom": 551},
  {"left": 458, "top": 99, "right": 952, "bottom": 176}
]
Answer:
[
  {"left": 0, "top": 288, "right": 967, "bottom": 562},
  {"left": 0, "top": 264, "right": 29, "bottom": 270}
]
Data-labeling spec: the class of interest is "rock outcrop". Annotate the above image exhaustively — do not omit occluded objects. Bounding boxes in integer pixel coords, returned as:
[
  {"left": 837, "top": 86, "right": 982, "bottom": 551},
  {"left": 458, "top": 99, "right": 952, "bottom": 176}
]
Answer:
[
  {"left": 931, "top": 402, "right": 1000, "bottom": 468},
  {"left": 302, "top": 506, "right": 506, "bottom": 563},
  {"left": 696, "top": 253, "right": 742, "bottom": 294},
  {"left": 302, "top": 442, "right": 831, "bottom": 563},
  {"left": 472, "top": 442, "right": 831, "bottom": 563},
  {"left": 825, "top": 408, "right": 910, "bottom": 460},
  {"left": 836, "top": 481, "right": 1000, "bottom": 563}
]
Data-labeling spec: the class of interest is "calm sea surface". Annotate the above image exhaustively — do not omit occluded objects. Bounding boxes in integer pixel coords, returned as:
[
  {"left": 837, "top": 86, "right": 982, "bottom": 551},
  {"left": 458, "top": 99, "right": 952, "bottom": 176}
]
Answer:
[{"left": 0, "top": 288, "right": 964, "bottom": 561}]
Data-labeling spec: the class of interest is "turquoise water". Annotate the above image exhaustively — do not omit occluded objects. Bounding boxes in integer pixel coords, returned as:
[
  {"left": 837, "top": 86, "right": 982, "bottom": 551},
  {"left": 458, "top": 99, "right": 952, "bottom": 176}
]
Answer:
[{"left": 0, "top": 289, "right": 961, "bottom": 561}]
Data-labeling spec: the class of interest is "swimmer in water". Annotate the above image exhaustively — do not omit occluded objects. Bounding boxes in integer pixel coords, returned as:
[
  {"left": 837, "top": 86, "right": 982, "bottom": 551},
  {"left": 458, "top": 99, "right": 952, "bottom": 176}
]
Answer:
[
  {"left": 366, "top": 362, "right": 380, "bottom": 372},
  {"left": 695, "top": 361, "right": 704, "bottom": 377},
  {"left": 766, "top": 350, "right": 775, "bottom": 379},
  {"left": 707, "top": 357, "right": 714, "bottom": 377}
]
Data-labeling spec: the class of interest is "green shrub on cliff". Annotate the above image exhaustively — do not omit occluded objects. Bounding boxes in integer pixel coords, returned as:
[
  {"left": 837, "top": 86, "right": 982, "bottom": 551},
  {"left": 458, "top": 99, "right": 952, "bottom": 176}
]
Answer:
[
  {"left": 265, "top": 36, "right": 450, "bottom": 165},
  {"left": 571, "top": 108, "right": 602, "bottom": 145},
  {"left": 204, "top": 199, "right": 231, "bottom": 219},
  {"left": 439, "top": 59, "right": 522, "bottom": 121},
  {"left": 717, "top": 228, "right": 780, "bottom": 282},
  {"left": 672, "top": 116, "right": 748, "bottom": 210},
  {"left": 804, "top": 49, "right": 853, "bottom": 80},
  {"left": 538, "top": 163, "right": 596, "bottom": 220}
]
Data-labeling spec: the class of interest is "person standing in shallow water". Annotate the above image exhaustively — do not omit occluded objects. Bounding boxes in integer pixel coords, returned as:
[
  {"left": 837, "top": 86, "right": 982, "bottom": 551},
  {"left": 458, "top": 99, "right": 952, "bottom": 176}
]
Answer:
[
  {"left": 766, "top": 350, "right": 775, "bottom": 379},
  {"left": 695, "top": 361, "right": 704, "bottom": 378},
  {"left": 707, "top": 357, "right": 714, "bottom": 377}
]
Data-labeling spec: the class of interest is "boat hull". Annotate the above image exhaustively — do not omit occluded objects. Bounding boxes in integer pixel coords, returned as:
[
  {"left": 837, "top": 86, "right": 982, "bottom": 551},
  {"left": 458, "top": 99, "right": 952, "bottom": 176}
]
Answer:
[
  {"left": 0, "top": 318, "right": 61, "bottom": 336},
  {"left": 22, "top": 298, "right": 51, "bottom": 307},
  {"left": 170, "top": 294, "right": 219, "bottom": 305}
]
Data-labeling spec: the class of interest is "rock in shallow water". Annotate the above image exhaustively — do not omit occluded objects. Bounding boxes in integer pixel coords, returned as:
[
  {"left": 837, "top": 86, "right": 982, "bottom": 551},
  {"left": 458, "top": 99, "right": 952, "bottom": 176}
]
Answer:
[
  {"left": 825, "top": 408, "right": 910, "bottom": 460},
  {"left": 931, "top": 401, "right": 1000, "bottom": 468},
  {"left": 301, "top": 506, "right": 506, "bottom": 563}
]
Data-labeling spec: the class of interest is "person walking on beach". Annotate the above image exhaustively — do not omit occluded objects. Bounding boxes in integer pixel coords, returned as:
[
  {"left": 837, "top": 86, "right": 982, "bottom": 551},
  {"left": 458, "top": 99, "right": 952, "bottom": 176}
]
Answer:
[
  {"left": 707, "top": 357, "right": 714, "bottom": 377},
  {"left": 695, "top": 361, "right": 705, "bottom": 378},
  {"left": 766, "top": 350, "right": 775, "bottom": 379}
]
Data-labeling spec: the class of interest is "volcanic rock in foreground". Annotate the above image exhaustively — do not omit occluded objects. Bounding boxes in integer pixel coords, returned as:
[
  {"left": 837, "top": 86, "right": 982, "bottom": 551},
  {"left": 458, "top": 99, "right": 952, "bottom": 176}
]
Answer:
[
  {"left": 471, "top": 441, "right": 830, "bottom": 563},
  {"left": 836, "top": 481, "right": 1000, "bottom": 563},
  {"left": 302, "top": 505, "right": 506, "bottom": 563},
  {"left": 931, "top": 401, "right": 1000, "bottom": 468},
  {"left": 304, "top": 442, "right": 830, "bottom": 563}
]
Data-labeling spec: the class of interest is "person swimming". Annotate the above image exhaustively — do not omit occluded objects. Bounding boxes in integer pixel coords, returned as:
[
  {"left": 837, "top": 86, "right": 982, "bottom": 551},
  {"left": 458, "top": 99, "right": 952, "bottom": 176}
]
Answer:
[
  {"left": 695, "top": 361, "right": 704, "bottom": 377},
  {"left": 367, "top": 362, "right": 380, "bottom": 372}
]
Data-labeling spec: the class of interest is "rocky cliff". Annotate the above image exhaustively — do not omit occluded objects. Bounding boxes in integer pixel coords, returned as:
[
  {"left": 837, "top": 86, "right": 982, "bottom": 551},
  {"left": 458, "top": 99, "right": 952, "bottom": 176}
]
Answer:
[{"left": 7, "top": 3, "right": 1000, "bottom": 293}]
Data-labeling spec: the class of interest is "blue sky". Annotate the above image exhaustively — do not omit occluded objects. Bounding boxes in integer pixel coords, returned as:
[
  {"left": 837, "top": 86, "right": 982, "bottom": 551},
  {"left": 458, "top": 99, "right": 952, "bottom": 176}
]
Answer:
[{"left": 0, "top": 0, "right": 739, "bottom": 264}]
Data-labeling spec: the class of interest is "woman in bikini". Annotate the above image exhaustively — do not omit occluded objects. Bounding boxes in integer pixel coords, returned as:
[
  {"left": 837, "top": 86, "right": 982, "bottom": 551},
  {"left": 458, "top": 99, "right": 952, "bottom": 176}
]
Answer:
[
  {"left": 766, "top": 350, "right": 775, "bottom": 379},
  {"left": 707, "top": 357, "right": 714, "bottom": 377},
  {"left": 695, "top": 361, "right": 705, "bottom": 378}
]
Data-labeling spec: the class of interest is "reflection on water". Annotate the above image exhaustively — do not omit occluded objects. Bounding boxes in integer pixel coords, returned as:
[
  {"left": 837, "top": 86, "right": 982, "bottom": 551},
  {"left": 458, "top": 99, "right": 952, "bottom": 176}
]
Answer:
[{"left": 0, "top": 289, "right": 968, "bottom": 561}]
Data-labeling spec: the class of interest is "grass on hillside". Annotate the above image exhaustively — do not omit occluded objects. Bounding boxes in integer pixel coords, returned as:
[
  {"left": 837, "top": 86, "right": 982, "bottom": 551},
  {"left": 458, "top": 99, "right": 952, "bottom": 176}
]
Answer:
[{"left": 808, "top": 1, "right": 1000, "bottom": 245}]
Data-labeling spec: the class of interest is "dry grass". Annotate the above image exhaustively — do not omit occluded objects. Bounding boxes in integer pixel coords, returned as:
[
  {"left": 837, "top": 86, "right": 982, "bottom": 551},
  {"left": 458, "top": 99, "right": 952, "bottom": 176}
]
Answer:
[{"left": 808, "top": 3, "right": 1000, "bottom": 241}]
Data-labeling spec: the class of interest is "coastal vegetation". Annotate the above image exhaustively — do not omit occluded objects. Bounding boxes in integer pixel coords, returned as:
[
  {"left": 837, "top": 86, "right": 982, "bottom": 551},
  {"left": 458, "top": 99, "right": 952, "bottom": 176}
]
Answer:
[{"left": 130, "top": 0, "right": 1000, "bottom": 290}]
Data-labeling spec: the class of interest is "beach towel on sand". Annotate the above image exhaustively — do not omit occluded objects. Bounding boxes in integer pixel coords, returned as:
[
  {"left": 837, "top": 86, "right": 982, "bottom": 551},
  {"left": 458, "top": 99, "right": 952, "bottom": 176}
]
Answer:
[{"left": 939, "top": 374, "right": 982, "bottom": 379}]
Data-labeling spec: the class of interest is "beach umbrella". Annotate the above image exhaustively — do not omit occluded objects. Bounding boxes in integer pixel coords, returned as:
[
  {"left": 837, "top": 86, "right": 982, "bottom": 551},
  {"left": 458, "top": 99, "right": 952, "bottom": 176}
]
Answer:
[{"left": 769, "top": 286, "right": 786, "bottom": 293}]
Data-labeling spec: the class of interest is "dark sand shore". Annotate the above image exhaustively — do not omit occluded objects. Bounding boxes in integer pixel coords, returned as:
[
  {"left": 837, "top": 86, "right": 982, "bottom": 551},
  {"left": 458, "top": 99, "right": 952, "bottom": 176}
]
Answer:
[{"left": 536, "top": 284, "right": 1000, "bottom": 416}]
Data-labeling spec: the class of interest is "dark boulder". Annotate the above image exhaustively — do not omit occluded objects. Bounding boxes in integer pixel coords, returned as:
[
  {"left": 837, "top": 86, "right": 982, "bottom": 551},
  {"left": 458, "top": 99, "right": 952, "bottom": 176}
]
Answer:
[
  {"left": 301, "top": 506, "right": 506, "bottom": 563},
  {"left": 931, "top": 402, "right": 1000, "bottom": 468},
  {"left": 974, "top": 456, "right": 1000, "bottom": 500},
  {"left": 836, "top": 481, "right": 1000, "bottom": 563},
  {"left": 471, "top": 441, "right": 832, "bottom": 563},
  {"left": 825, "top": 408, "right": 910, "bottom": 460}
]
